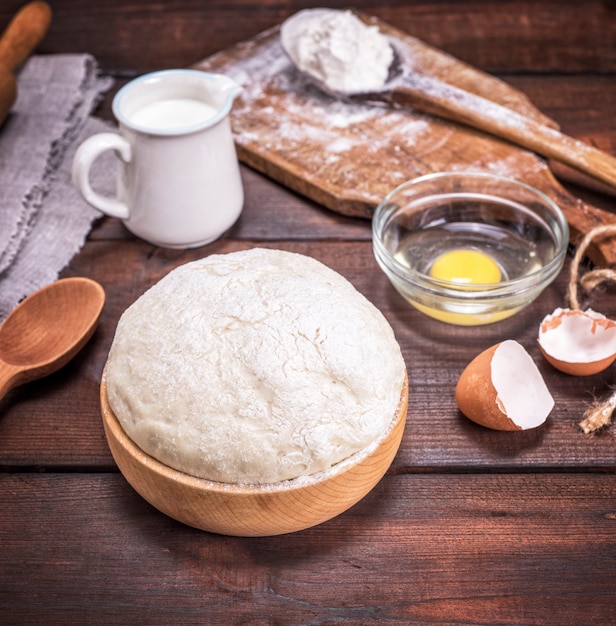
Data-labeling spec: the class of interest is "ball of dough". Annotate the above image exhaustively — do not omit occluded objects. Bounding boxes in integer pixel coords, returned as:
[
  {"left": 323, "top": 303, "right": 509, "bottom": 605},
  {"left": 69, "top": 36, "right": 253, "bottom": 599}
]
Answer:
[{"left": 105, "top": 248, "right": 406, "bottom": 484}]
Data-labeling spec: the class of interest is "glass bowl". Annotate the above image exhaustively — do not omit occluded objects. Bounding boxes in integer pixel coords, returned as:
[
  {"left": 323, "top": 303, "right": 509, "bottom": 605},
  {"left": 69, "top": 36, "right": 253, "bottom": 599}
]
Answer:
[{"left": 372, "top": 171, "right": 569, "bottom": 326}]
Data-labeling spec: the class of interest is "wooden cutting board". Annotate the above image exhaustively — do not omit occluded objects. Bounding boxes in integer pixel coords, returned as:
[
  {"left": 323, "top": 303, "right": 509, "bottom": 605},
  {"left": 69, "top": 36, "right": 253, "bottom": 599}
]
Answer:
[{"left": 194, "top": 15, "right": 616, "bottom": 265}]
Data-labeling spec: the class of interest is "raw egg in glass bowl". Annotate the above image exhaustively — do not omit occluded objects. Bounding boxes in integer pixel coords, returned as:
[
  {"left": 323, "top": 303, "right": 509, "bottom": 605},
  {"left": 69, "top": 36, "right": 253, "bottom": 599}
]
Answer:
[{"left": 372, "top": 171, "right": 569, "bottom": 326}]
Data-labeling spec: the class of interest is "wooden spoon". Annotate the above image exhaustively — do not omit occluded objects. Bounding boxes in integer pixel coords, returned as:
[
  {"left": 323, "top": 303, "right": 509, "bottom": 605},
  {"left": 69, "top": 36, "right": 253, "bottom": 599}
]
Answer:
[
  {"left": 281, "top": 8, "right": 616, "bottom": 191},
  {"left": 0, "top": 277, "right": 105, "bottom": 400},
  {"left": 0, "top": 1, "right": 52, "bottom": 127}
]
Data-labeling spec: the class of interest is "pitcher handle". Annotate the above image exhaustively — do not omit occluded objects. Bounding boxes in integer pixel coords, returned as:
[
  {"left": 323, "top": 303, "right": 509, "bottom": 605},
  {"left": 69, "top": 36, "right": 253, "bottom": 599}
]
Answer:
[{"left": 72, "top": 133, "right": 132, "bottom": 220}]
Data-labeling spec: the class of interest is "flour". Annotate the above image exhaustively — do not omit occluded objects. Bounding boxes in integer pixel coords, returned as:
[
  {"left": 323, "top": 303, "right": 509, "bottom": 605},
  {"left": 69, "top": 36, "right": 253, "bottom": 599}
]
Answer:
[
  {"left": 106, "top": 248, "right": 406, "bottom": 485},
  {"left": 292, "top": 10, "right": 393, "bottom": 94}
]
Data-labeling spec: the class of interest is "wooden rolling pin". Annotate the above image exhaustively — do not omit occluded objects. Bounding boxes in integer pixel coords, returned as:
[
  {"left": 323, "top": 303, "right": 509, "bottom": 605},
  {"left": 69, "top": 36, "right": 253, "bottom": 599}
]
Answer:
[{"left": 0, "top": 1, "right": 52, "bottom": 127}]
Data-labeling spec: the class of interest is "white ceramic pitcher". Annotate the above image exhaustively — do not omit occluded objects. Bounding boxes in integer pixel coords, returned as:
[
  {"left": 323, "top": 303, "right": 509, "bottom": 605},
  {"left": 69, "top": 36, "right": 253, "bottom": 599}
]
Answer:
[{"left": 72, "top": 69, "right": 244, "bottom": 249}]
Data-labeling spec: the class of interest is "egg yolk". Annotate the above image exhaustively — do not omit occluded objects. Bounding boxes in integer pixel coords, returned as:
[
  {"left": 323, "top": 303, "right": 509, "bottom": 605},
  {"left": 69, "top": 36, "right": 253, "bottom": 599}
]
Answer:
[{"left": 429, "top": 249, "right": 501, "bottom": 285}]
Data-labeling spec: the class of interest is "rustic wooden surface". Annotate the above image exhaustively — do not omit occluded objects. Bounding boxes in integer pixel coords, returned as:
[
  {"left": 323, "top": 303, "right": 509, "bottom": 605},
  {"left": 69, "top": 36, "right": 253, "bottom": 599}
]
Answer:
[{"left": 1, "top": 1, "right": 615, "bottom": 624}]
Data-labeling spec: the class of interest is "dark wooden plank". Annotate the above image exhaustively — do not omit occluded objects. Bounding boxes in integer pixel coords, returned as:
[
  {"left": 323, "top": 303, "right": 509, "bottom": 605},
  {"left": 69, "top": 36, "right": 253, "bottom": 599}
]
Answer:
[
  {"left": 1, "top": 239, "right": 614, "bottom": 471},
  {"left": 2, "top": 1, "right": 614, "bottom": 74},
  {"left": 0, "top": 473, "right": 614, "bottom": 624}
]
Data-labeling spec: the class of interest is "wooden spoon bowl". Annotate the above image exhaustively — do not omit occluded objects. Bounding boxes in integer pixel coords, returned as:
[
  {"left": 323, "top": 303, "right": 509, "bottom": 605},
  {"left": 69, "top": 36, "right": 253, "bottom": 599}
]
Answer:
[
  {"left": 0, "top": 277, "right": 105, "bottom": 399},
  {"left": 100, "top": 372, "right": 408, "bottom": 536}
]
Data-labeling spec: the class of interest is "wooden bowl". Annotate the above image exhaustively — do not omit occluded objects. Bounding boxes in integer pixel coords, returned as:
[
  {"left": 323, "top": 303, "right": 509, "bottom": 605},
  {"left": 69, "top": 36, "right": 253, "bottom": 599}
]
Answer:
[{"left": 100, "top": 373, "right": 408, "bottom": 536}]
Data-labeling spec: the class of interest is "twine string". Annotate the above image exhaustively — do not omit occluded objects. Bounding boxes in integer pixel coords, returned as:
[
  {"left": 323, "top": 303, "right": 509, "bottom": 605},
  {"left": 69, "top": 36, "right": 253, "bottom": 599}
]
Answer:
[
  {"left": 566, "top": 224, "right": 616, "bottom": 433},
  {"left": 568, "top": 224, "right": 616, "bottom": 310}
]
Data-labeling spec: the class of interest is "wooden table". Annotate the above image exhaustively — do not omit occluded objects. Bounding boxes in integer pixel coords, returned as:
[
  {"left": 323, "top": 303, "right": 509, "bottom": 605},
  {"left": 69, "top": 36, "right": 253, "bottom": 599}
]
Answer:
[{"left": 1, "top": 1, "right": 615, "bottom": 623}]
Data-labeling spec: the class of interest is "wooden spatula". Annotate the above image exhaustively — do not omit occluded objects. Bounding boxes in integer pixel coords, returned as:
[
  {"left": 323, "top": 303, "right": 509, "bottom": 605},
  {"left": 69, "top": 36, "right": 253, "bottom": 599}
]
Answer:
[{"left": 0, "top": 1, "right": 52, "bottom": 127}]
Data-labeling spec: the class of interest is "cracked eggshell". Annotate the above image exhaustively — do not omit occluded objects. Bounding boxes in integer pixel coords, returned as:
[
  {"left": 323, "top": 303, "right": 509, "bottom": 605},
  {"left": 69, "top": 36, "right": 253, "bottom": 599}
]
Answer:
[
  {"left": 538, "top": 308, "right": 616, "bottom": 376},
  {"left": 455, "top": 340, "right": 554, "bottom": 431}
]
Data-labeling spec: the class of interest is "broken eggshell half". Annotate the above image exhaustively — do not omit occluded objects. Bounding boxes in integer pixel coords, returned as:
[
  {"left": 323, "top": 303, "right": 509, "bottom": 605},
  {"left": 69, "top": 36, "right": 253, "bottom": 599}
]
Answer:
[
  {"left": 538, "top": 308, "right": 616, "bottom": 376},
  {"left": 456, "top": 340, "right": 554, "bottom": 431}
]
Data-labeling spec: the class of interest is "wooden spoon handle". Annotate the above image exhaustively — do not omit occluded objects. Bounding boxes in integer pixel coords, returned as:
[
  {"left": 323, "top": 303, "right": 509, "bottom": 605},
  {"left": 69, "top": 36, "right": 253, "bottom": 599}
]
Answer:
[
  {"left": 0, "top": 361, "right": 21, "bottom": 401},
  {"left": 390, "top": 74, "right": 616, "bottom": 190},
  {"left": 0, "top": 1, "right": 52, "bottom": 72}
]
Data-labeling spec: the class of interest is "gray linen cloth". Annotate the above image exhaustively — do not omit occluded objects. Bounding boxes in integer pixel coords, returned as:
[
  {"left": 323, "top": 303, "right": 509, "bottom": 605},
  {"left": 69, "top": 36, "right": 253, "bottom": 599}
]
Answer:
[{"left": 0, "top": 54, "right": 115, "bottom": 319}]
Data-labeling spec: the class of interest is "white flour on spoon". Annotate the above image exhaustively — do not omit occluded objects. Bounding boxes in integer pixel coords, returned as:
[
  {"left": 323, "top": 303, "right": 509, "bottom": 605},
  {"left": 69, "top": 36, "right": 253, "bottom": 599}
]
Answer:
[{"left": 293, "top": 10, "right": 393, "bottom": 94}]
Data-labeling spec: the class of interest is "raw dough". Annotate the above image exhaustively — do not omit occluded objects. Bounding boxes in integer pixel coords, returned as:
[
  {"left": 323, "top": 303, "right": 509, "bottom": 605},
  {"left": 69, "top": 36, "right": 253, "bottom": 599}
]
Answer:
[{"left": 105, "top": 248, "right": 406, "bottom": 484}]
